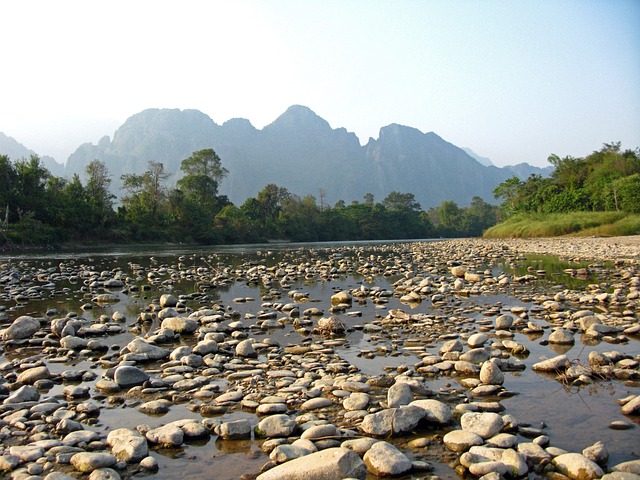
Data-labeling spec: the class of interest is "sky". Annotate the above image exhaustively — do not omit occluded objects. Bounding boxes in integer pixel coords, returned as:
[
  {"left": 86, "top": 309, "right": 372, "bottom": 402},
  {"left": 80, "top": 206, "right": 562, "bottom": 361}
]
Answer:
[{"left": 1, "top": 0, "right": 638, "bottom": 167}]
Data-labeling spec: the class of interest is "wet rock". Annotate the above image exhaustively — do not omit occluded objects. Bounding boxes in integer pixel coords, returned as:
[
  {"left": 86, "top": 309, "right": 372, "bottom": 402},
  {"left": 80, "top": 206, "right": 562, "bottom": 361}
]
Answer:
[
  {"left": 387, "top": 381, "right": 413, "bottom": 407},
  {"left": 160, "top": 316, "right": 197, "bottom": 333},
  {"left": 16, "top": 365, "right": 51, "bottom": 384},
  {"left": 549, "top": 328, "right": 575, "bottom": 344},
  {"left": 216, "top": 419, "right": 252, "bottom": 440},
  {"left": 107, "top": 428, "right": 148, "bottom": 463},
  {"left": 4, "top": 385, "right": 39, "bottom": 404},
  {"left": 113, "top": 366, "right": 149, "bottom": 388},
  {"left": 2, "top": 315, "right": 40, "bottom": 340},
  {"left": 139, "top": 400, "right": 171, "bottom": 415},
  {"left": 343, "top": 392, "right": 370, "bottom": 411},
  {"left": 443, "top": 430, "right": 483, "bottom": 452},
  {"left": 582, "top": 440, "right": 608, "bottom": 466},
  {"left": 363, "top": 441, "right": 412, "bottom": 476},
  {"left": 124, "top": 338, "right": 170, "bottom": 360},
  {"left": 145, "top": 423, "right": 184, "bottom": 446},
  {"left": 621, "top": 395, "right": 640, "bottom": 415},
  {"left": 256, "top": 414, "right": 297, "bottom": 438},
  {"left": 70, "top": 452, "right": 117, "bottom": 473},
  {"left": 236, "top": 339, "right": 257, "bottom": 358},
  {"left": 256, "top": 447, "right": 366, "bottom": 480},
  {"left": 410, "top": 399, "right": 451, "bottom": 425},
  {"left": 160, "top": 294, "right": 178, "bottom": 308},
  {"left": 480, "top": 360, "right": 504, "bottom": 385},
  {"left": 460, "top": 412, "right": 503, "bottom": 439},
  {"left": 553, "top": 453, "right": 604, "bottom": 480},
  {"left": 613, "top": 460, "right": 640, "bottom": 475},
  {"left": 532, "top": 355, "right": 569, "bottom": 372}
]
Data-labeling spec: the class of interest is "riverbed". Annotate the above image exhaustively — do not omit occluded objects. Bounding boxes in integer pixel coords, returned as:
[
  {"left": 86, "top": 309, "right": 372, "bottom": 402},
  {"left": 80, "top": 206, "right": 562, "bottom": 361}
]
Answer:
[{"left": 0, "top": 238, "right": 638, "bottom": 479}]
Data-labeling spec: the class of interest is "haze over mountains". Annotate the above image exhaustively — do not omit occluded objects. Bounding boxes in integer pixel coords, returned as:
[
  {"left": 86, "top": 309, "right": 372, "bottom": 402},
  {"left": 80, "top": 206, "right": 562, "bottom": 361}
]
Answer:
[{"left": 1, "top": 106, "right": 552, "bottom": 209}]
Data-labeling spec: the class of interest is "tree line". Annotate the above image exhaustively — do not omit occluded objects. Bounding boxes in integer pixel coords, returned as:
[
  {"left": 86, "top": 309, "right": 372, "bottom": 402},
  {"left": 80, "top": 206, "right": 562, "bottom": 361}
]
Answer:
[
  {"left": 0, "top": 148, "right": 499, "bottom": 247},
  {"left": 493, "top": 142, "right": 640, "bottom": 216}
]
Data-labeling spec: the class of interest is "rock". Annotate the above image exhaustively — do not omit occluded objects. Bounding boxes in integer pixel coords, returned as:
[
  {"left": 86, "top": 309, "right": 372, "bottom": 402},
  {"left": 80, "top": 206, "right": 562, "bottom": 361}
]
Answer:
[
  {"left": 553, "top": 453, "right": 604, "bottom": 480},
  {"left": 217, "top": 419, "right": 252, "bottom": 440},
  {"left": 410, "top": 399, "right": 452, "bottom": 425},
  {"left": 343, "top": 392, "right": 370, "bottom": 411},
  {"left": 549, "top": 328, "right": 575, "bottom": 344},
  {"left": 139, "top": 399, "right": 171, "bottom": 414},
  {"left": 361, "top": 409, "right": 395, "bottom": 437},
  {"left": 125, "top": 338, "right": 170, "bottom": 360},
  {"left": 256, "top": 414, "right": 297, "bottom": 438},
  {"left": 443, "top": 430, "right": 483, "bottom": 452},
  {"left": 70, "top": 452, "right": 117, "bottom": 473},
  {"left": 392, "top": 405, "right": 424, "bottom": 435},
  {"left": 145, "top": 423, "right": 184, "bottom": 446},
  {"left": 160, "top": 294, "right": 178, "bottom": 307},
  {"left": 451, "top": 266, "right": 467, "bottom": 277},
  {"left": 236, "top": 339, "right": 257, "bottom": 358},
  {"left": 387, "top": 381, "right": 413, "bottom": 407},
  {"left": 270, "top": 444, "right": 311, "bottom": 464},
  {"left": 300, "top": 424, "right": 338, "bottom": 440},
  {"left": 363, "top": 441, "right": 412, "bottom": 476},
  {"left": 256, "top": 447, "right": 366, "bottom": 480},
  {"left": 9, "top": 445, "right": 44, "bottom": 462},
  {"left": 621, "top": 395, "right": 640, "bottom": 415},
  {"left": 300, "top": 397, "right": 332, "bottom": 411},
  {"left": 495, "top": 314, "right": 514, "bottom": 329},
  {"left": 89, "top": 468, "right": 121, "bottom": 480},
  {"left": 460, "top": 412, "right": 503, "bottom": 439},
  {"left": 613, "top": 459, "right": 640, "bottom": 475},
  {"left": 331, "top": 291, "right": 352, "bottom": 305},
  {"left": 480, "top": 361, "right": 504, "bottom": 385},
  {"left": 61, "top": 335, "right": 88, "bottom": 350},
  {"left": 3, "top": 384, "right": 40, "bottom": 404},
  {"left": 2, "top": 315, "right": 40, "bottom": 340},
  {"left": 160, "top": 316, "right": 197, "bottom": 333},
  {"left": 532, "top": 355, "right": 569, "bottom": 372},
  {"left": 107, "top": 428, "right": 148, "bottom": 463},
  {"left": 17, "top": 365, "right": 51, "bottom": 384},
  {"left": 582, "top": 441, "right": 608, "bottom": 466},
  {"left": 468, "top": 333, "right": 489, "bottom": 348},
  {"left": 113, "top": 365, "right": 149, "bottom": 388}
]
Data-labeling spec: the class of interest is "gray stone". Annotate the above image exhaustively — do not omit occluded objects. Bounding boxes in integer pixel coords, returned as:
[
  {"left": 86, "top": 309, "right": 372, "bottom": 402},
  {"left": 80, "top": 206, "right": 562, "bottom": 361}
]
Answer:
[
  {"left": 17, "top": 366, "right": 51, "bottom": 384},
  {"left": 553, "top": 453, "right": 604, "bottom": 480},
  {"left": 256, "top": 447, "right": 366, "bottom": 480},
  {"left": 145, "top": 424, "right": 184, "bottom": 446},
  {"left": 461, "top": 412, "right": 503, "bottom": 439},
  {"left": 70, "top": 452, "right": 117, "bottom": 473},
  {"left": 107, "top": 428, "right": 148, "bottom": 463},
  {"left": 256, "top": 414, "right": 297, "bottom": 438},
  {"left": 159, "top": 294, "right": 178, "bottom": 308},
  {"left": 236, "top": 339, "right": 257, "bottom": 358},
  {"left": 549, "top": 328, "right": 575, "bottom": 344},
  {"left": 343, "top": 392, "right": 370, "bottom": 411},
  {"left": 160, "top": 316, "right": 197, "bottom": 333},
  {"left": 532, "top": 355, "right": 569, "bottom": 372},
  {"left": 363, "top": 441, "right": 412, "bottom": 477},
  {"left": 113, "top": 365, "right": 149, "bottom": 388},
  {"left": 125, "top": 338, "right": 170, "bottom": 360},
  {"left": 89, "top": 468, "right": 121, "bottom": 480},
  {"left": 300, "top": 397, "right": 332, "bottom": 411},
  {"left": 621, "top": 395, "right": 640, "bottom": 415},
  {"left": 443, "top": 430, "right": 484, "bottom": 452},
  {"left": 3, "top": 385, "right": 40, "bottom": 404},
  {"left": 217, "top": 419, "right": 252, "bottom": 440},
  {"left": 387, "top": 381, "right": 413, "bottom": 408},
  {"left": 410, "top": 399, "right": 451, "bottom": 425},
  {"left": 480, "top": 361, "right": 504, "bottom": 386},
  {"left": 2, "top": 315, "right": 40, "bottom": 340}
]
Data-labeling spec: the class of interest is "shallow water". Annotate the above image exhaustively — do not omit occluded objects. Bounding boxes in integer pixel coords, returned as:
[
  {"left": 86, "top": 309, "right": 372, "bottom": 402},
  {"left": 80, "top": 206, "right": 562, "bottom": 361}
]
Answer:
[{"left": 1, "top": 241, "right": 638, "bottom": 479}]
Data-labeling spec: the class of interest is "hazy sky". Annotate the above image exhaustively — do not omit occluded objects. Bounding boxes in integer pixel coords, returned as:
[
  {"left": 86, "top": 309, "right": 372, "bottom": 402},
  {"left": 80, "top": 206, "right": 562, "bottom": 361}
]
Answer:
[{"left": 1, "top": 0, "right": 638, "bottom": 167}]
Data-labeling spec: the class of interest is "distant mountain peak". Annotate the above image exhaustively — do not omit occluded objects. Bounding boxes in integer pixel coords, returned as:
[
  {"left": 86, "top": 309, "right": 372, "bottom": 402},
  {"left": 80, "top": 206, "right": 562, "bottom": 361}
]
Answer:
[
  {"left": 462, "top": 147, "right": 494, "bottom": 167},
  {"left": 265, "top": 105, "right": 332, "bottom": 132}
]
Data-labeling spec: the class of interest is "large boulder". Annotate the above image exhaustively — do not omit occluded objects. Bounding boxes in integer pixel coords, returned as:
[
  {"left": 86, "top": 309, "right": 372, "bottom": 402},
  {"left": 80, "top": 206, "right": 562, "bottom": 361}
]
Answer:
[
  {"left": 553, "top": 453, "right": 604, "bottom": 480},
  {"left": 2, "top": 315, "right": 40, "bottom": 340},
  {"left": 256, "top": 447, "right": 366, "bottom": 480},
  {"left": 107, "top": 428, "right": 148, "bottom": 463},
  {"left": 363, "top": 441, "right": 412, "bottom": 476}
]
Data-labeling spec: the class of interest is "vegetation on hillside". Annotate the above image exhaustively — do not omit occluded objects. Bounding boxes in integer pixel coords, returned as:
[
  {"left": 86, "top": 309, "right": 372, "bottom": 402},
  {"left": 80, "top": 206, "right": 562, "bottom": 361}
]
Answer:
[
  {"left": 0, "top": 149, "right": 499, "bottom": 247},
  {"left": 487, "top": 142, "right": 640, "bottom": 237}
]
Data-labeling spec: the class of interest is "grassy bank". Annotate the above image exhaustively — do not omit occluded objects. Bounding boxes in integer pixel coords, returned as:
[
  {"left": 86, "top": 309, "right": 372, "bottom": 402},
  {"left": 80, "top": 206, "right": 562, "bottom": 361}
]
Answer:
[{"left": 483, "top": 212, "right": 640, "bottom": 238}]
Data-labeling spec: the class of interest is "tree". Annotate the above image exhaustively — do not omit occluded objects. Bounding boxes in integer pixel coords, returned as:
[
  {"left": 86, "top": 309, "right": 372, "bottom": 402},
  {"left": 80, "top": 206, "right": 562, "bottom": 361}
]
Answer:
[
  {"left": 121, "top": 161, "right": 170, "bottom": 227},
  {"left": 363, "top": 193, "right": 374, "bottom": 205},
  {"left": 85, "top": 160, "right": 115, "bottom": 227},
  {"left": 382, "top": 191, "right": 421, "bottom": 212},
  {"left": 493, "top": 177, "right": 524, "bottom": 216},
  {"left": 177, "top": 149, "right": 228, "bottom": 214}
]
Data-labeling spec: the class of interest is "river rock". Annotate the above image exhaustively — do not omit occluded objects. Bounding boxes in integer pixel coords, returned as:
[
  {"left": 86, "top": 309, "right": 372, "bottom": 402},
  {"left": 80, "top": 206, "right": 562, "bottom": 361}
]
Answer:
[
  {"left": 613, "top": 460, "right": 640, "bottom": 475},
  {"left": 113, "top": 365, "right": 149, "bottom": 388},
  {"left": 4, "top": 384, "right": 39, "bottom": 404},
  {"left": 410, "top": 399, "right": 451, "bottom": 425},
  {"left": 553, "top": 453, "right": 604, "bottom": 480},
  {"left": 549, "top": 328, "right": 575, "bottom": 344},
  {"left": 2, "top": 315, "right": 40, "bottom": 340},
  {"left": 160, "top": 294, "right": 178, "bottom": 308},
  {"left": 89, "top": 468, "right": 121, "bottom": 480},
  {"left": 364, "top": 441, "right": 412, "bottom": 476},
  {"left": 495, "top": 314, "right": 514, "bottom": 329},
  {"left": 443, "top": 430, "right": 484, "bottom": 452},
  {"left": 343, "top": 392, "right": 370, "bottom": 411},
  {"left": 70, "top": 452, "right": 117, "bottom": 473},
  {"left": 480, "top": 361, "right": 504, "bottom": 385},
  {"left": 17, "top": 365, "right": 51, "bottom": 384},
  {"left": 256, "top": 447, "right": 366, "bottom": 480},
  {"left": 236, "top": 339, "right": 257, "bottom": 357},
  {"left": 160, "top": 316, "right": 197, "bottom": 333},
  {"left": 107, "top": 428, "right": 148, "bottom": 463},
  {"left": 582, "top": 441, "right": 608, "bottom": 465},
  {"left": 217, "top": 419, "right": 252, "bottom": 440},
  {"left": 461, "top": 412, "right": 503, "bottom": 439},
  {"left": 331, "top": 291, "right": 352, "bottom": 305},
  {"left": 468, "top": 333, "right": 489, "bottom": 348},
  {"left": 125, "top": 338, "right": 170, "bottom": 360},
  {"left": 256, "top": 414, "right": 297, "bottom": 438},
  {"left": 145, "top": 423, "right": 184, "bottom": 446},
  {"left": 300, "top": 397, "right": 332, "bottom": 411},
  {"left": 621, "top": 395, "right": 640, "bottom": 415},
  {"left": 532, "top": 355, "right": 569, "bottom": 372},
  {"left": 387, "top": 381, "right": 413, "bottom": 407}
]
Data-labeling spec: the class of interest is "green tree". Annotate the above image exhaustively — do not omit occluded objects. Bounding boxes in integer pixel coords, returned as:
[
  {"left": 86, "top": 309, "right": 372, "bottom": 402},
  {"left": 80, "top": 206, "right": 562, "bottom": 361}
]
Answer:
[
  {"left": 85, "top": 160, "right": 116, "bottom": 227},
  {"left": 121, "top": 161, "right": 170, "bottom": 227},
  {"left": 177, "top": 149, "right": 228, "bottom": 214}
]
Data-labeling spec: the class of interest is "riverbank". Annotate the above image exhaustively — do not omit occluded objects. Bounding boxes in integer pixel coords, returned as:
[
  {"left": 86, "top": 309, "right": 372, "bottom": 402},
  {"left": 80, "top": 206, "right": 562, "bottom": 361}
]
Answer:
[{"left": 0, "top": 239, "right": 638, "bottom": 480}]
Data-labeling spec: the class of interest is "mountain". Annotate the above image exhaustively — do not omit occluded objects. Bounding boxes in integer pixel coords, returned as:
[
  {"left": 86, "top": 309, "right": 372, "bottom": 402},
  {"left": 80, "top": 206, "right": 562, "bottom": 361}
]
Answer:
[
  {"left": 15, "top": 106, "right": 555, "bottom": 209},
  {"left": 504, "top": 162, "right": 554, "bottom": 179},
  {"left": 462, "top": 147, "right": 494, "bottom": 167},
  {"left": 0, "top": 132, "right": 65, "bottom": 177}
]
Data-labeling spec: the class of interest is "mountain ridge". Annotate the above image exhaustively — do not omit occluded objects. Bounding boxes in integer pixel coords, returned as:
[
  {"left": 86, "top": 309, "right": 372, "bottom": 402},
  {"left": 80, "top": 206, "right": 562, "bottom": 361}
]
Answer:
[{"left": 1, "top": 106, "right": 553, "bottom": 209}]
